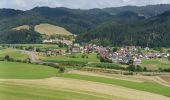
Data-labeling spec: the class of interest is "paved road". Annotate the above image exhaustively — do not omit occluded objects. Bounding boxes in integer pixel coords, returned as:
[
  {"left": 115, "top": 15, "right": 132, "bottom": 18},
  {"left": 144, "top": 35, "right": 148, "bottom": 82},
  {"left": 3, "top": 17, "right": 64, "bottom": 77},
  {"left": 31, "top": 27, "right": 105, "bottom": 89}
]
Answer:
[
  {"left": 20, "top": 50, "right": 59, "bottom": 66},
  {"left": 21, "top": 50, "right": 41, "bottom": 63}
]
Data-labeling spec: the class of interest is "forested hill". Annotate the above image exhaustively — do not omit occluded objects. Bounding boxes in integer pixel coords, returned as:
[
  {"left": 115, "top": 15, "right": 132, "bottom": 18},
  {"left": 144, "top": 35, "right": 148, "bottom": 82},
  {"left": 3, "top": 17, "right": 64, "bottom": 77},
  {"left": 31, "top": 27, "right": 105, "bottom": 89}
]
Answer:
[
  {"left": 78, "top": 11, "right": 170, "bottom": 47},
  {"left": 0, "top": 4, "right": 170, "bottom": 47}
]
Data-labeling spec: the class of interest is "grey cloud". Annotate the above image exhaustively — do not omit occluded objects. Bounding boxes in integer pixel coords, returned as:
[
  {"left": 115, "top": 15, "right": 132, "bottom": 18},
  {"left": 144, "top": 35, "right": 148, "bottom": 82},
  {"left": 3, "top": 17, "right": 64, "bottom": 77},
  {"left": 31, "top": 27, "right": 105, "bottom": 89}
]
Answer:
[{"left": 0, "top": 0, "right": 170, "bottom": 10}]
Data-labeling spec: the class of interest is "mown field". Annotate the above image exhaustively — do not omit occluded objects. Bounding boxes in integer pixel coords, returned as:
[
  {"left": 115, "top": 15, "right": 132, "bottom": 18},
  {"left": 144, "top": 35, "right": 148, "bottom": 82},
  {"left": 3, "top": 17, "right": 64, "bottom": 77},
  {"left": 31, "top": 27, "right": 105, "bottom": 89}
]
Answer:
[
  {"left": 0, "top": 82, "right": 110, "bottom": 100},
  {"left": 0, "top": 61, "right": 115, "bottom": 100},
  {"left": 58, "top": 74, "right": 170, "bottom": 97},
  {"left": 142, "top": 59, "right": 170, "bottom": 69},
  {"left": 0, "top": 61, "right": 170, "bottom": 100},
  {"left": 42, "top": 53, "right": 100, "bottom": 63},
  {"left": 0, "top": 48, "right": 28, "bottom": 60}
]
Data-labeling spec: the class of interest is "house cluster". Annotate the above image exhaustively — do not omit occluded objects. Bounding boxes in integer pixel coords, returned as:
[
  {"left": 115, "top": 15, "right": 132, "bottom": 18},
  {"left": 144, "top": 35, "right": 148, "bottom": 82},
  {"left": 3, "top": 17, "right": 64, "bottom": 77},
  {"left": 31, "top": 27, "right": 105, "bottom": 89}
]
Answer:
[
  {"left": 71, "top": 45, "right": 142, "bottom": 65},
  {"left": 144, "top": 52, "right": 170, "bottom": 59},
  {"left": 71, "top": 45, "right": 170, "bottom": 66},
  {"left": 72, "top": 44, "right": 97, "bottom": 53},
  {"left": 108, "top": 47, "right": 142, "bottom": 65},
  {"left": 44, "top": 42, "right": 169, "bottom": 66}
]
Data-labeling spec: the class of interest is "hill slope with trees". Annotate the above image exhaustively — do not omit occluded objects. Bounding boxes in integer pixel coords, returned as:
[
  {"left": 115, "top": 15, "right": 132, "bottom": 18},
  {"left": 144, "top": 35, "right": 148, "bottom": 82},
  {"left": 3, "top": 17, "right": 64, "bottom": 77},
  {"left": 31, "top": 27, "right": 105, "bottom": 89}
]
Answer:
[{"left": 0, "top": 4, "right": 170, "bottom": 47}]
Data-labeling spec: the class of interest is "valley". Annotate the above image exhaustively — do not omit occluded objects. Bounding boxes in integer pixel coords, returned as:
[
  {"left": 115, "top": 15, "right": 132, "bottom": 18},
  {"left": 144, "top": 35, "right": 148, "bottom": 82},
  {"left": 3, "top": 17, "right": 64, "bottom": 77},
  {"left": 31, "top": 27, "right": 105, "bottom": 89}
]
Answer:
[{"left": 0, "top": 3, "right": 170, "bottom": 100}]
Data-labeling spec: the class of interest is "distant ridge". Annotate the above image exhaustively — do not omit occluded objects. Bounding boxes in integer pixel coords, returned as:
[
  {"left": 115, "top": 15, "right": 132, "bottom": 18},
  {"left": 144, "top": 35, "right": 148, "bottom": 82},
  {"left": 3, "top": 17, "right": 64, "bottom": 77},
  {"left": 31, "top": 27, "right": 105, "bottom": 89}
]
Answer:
[{"left": 0, "top": 4, "right": 170, "bottom": 46}]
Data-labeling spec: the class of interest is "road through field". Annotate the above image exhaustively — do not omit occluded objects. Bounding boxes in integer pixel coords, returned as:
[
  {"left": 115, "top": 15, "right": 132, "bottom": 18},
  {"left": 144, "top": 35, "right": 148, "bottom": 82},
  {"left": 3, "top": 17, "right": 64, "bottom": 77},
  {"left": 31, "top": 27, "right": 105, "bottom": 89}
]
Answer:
[
  {"left": 0, "top": 77, "right": 170, "bottom": 100},
  {"left": 20, "top": 50, "right": 40, "bottom": 63}
]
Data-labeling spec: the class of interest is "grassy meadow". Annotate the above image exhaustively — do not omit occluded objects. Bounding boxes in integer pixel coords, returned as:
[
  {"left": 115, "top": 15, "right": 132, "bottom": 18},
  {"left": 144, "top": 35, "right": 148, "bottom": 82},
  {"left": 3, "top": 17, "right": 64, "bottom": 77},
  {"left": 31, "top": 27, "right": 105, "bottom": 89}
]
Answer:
[
  {"left": 0, "top": 61, "right": 58, "bottom": 79},
  {"left": 0, "top": 82, "right": 111, "bottom": 100},
  {"left": 0, "top": 48, "right": 28, "bottom": 60},
  {"left": 12, "top": 25, "right": 30, "bottom": 30},
  {"left": 0, "top": 61, "right": 170, "bottom": 99},
  {"left": 35, "top": 23, "right": 73, "bottom": 36},
  {"left": 142, "top": 58, "right": 170, "bottom": 70}
]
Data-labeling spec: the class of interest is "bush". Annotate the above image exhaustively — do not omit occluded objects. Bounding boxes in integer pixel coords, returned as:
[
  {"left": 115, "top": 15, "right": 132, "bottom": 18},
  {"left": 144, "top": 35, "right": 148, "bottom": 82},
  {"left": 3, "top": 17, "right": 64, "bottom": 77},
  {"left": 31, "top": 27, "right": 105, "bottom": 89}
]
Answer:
[
  {"left": 123, "top": 72, "right": 133, "bottom": 75},
  {"left": 143, "top": 67, "right": 148, "bottom": 72},
  {"left": 127, "top": 65, "right": 147, "bottom": 72},
  {"left": 100, "top": 57, "right": 112, "bottom": 63},
  {"left": 136, "top": 65, "right": 143, "bottom": 72},
  {"left": 58, "top": 67, "right": 65, "bottom": 73},
  {"left": 4, "top": 55, "right": 10, "bottom": 61},
  {"left": 127, "top": 65, "right": 136, "bottom": 72},
  {"left": 159, "top": 67, "right": 170, "bottom": 72}
]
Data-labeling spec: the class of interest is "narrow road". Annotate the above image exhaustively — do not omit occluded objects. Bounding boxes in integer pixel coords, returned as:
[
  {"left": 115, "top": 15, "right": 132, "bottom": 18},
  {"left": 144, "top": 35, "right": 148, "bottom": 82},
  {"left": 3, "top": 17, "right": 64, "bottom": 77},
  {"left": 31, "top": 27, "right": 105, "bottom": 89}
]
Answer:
[
  {"left": 20, "top": 50, "right": 41, "bottom": 63},
  {"left": 20, "top": 50, "right": 59, "bottom": 66}
]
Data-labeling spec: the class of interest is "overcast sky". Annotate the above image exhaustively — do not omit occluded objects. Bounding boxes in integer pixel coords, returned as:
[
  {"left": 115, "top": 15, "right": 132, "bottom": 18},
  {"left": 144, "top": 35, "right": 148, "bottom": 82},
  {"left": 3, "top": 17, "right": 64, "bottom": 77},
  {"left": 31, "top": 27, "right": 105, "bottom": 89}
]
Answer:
[{"left": 1, "top": 0, "right": 170, "bottom": 10}]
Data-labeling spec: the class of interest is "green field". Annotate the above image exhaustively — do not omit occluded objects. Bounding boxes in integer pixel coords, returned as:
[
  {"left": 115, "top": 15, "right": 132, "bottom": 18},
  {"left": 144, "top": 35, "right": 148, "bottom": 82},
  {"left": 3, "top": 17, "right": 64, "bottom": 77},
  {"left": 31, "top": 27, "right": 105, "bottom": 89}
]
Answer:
[
  {"left": 42, "top": 53, "right": 100, "bottom": 63},
  {"left": 0, "top": 61, "right": 170, "bottom": 99},
  {"left": 142, "top": 59, "right": 170, "bottom": 69},
  {"left": 0, "top": 82, "right": 110, "bottom": 100},
  {"left": 0, "top": 61, "right": 113, "bottom": 100},
  {"left": 0, "top": 48, "right": 28, "bottom": 60},
  {"left": 0, "top": 61, "right": 58, "bottom": 79},
  {"left": 58, "top": 74, "right": 170, "bottom": 97}
]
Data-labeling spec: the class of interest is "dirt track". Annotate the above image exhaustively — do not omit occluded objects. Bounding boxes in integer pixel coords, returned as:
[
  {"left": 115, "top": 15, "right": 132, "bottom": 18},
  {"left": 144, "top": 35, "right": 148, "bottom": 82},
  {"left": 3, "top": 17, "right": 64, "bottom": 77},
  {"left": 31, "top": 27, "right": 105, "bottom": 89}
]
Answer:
[
  {"left": 160, "top": 76, "right": 170, "bottom": 83},
  {"left": 0, "top": 77, "right": 170, "bottom": 100}
]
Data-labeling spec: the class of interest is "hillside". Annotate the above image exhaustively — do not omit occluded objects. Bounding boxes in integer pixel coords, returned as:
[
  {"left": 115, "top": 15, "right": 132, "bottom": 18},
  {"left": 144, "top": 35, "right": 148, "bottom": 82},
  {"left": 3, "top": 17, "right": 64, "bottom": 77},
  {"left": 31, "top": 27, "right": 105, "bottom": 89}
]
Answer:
[
  {"left": 0, "top": 5, "right": 170, "bottom": 46},
  {"left": 78, "top": 10, "right": 170, "bottom": 47},
  {"left": 12, "top": 25, "right": 30, "bottom": 31},
  {"left": 34, "top": 24, "right": 73, "bottom": 36},
  {"left": 103, "top": 4, "right": 170, "bottom": 17}
]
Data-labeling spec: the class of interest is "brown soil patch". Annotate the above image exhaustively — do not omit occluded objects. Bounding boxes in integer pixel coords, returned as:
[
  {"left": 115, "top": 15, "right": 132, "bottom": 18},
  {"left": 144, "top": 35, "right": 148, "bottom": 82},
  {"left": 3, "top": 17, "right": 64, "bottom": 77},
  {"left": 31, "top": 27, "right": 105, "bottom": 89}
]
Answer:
[{"left": 160, "top": 76, "right": 170, "bottom": 83}]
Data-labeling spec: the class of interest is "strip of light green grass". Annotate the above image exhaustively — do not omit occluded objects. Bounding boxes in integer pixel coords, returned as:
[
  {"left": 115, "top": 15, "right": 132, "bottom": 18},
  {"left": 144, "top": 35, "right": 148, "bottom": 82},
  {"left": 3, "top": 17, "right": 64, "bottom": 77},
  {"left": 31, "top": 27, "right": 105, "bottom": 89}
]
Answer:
[
  {"left": 58, "top": 73, "right": 170, "bottom": 97},
  {"left": 0, "top": 82, "right": 112, "bottom": 100}
]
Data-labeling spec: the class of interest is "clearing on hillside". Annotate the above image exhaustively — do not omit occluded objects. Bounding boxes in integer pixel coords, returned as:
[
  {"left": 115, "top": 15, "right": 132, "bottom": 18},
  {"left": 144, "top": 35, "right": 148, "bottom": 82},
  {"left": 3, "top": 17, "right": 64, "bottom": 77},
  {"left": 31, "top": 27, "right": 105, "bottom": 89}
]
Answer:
[
  {"left": 12, "top": 25, "right": 30, "bottom": 31},
  {"left": 34, "top": 23, "right": 73, "bottom": 36}
]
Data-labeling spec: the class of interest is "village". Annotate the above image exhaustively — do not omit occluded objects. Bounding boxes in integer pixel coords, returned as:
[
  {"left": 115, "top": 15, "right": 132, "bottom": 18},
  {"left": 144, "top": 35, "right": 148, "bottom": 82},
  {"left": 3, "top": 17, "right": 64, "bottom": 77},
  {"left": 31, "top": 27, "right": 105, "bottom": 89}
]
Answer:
[{"left": 43, "top": 39, "right": 170, "bottom": 66}]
